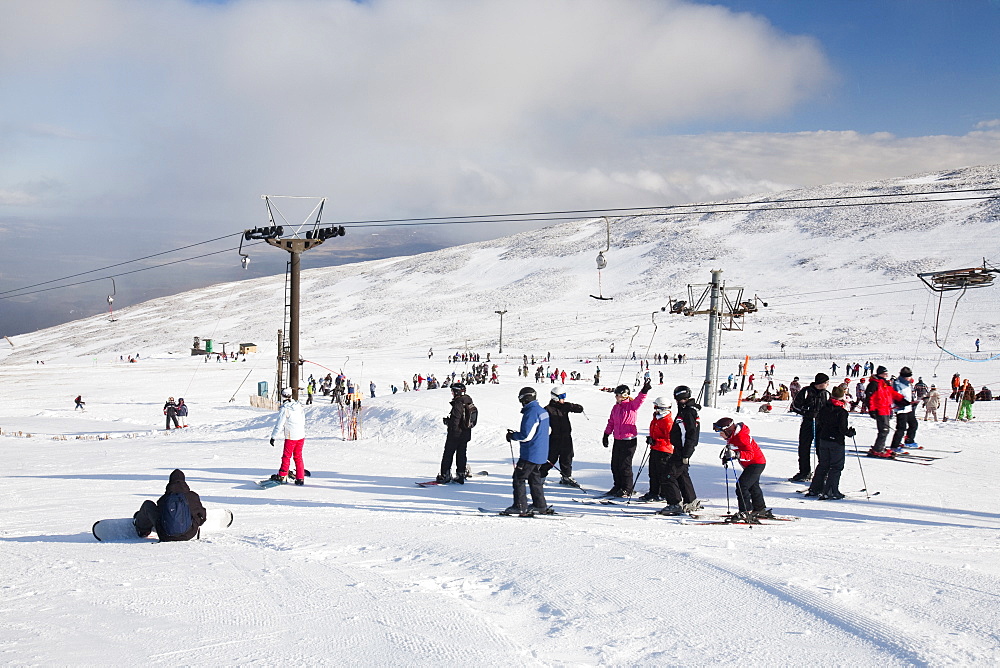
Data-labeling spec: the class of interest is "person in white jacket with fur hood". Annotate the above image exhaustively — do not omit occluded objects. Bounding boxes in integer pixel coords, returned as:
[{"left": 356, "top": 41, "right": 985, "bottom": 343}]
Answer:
[{"left": 269, "top": 388, "right": 307, "bottom": 485}]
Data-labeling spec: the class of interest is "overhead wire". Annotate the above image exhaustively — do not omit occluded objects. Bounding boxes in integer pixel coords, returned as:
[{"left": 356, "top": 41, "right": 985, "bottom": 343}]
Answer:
[{"left": 3, "top": 188, "right": 998, "bottom": 302}]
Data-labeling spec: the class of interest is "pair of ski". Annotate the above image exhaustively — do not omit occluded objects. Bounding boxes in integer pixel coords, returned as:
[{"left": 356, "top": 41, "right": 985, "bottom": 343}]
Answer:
[
  {"left": 615, "top": 508, "right": 798, "bottom": 525},
  {"left": 415, "top": 471, "right": 489, "bottom": 487},
  {"left": 476, "top": 507, "right": 580, "bottom": 519}
]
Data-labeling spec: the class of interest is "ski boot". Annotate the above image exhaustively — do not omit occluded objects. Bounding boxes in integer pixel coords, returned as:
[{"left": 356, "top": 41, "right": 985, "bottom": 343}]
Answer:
[
  {"left": 294, "top": 478, "right": 305, "bottom": 486},
  {"left": 435, "top": 472, "right": 452, "bottom": 484},
  {"left": 788, "top": 472, "right": 812, "bottom": 483},
  {"left": 269, "top": 474, "right": 288, "bottom": 484},
  {"left": 657, "top": 504, "right": 684, "bottom": 516},
  {"left": 502, "top": 505, "right": 526, "bottom": 516},
  {"left": 454, "top": 472, "right": 466, "bottom": 485},
  {"left": 559, "top": 476, "right": 580, "bottom": 488},
  {"left": 751, "top": 508, "right": 776, "bottom": 520},
  {"left": 532, "top": 506, "right": 555, "bottom": 515},
  {"left": 682, "top": 499, "right": 704, "bottom": 513},
  {"left": 866, "top": 448, "right": 894, "bottom": 459},
  {"left": 726, "top": 511, "right": 761, "bottom": 524}
]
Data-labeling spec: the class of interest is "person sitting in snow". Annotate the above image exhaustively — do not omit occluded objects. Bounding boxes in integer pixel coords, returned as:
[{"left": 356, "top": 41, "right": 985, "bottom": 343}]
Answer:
[{"left": 133, "top": 469, "right": 206, "bottom": 541}]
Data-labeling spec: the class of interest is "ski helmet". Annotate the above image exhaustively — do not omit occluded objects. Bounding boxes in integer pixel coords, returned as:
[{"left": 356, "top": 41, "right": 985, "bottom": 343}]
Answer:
[
  {"left": 518, "top": 387, "right": 537, "bottom": 405},
  {"left": 673, "top": 385, "right": 692, "bottom": 401},
  {"left": 451, "top": 382, "right": 466, "bottom": 394},
  {"left": 712, "top": 417, "right": 735, "bottom": 434},
  {"left": 551, "top": 386, "right": 567, "bottom": 401},
  {"left": 613, "top": 384, "right": 631, "bottom": 397},
  {"left": 281, "top": 388, "right": 293, "bottom": 398},
  {"left": 653, "top": 396, "right": 671, "bottom": 410}
]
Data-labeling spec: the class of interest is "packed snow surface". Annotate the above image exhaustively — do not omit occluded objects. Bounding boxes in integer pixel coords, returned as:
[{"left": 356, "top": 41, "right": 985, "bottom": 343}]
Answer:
[{"left": 2, "top": 166, "right": 999, "bottom": 665}]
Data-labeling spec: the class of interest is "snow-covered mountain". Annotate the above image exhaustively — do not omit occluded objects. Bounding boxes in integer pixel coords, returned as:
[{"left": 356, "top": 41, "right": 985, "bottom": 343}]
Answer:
[{"left": 7, "top": 165, "right": 1000, "bottom": 366}]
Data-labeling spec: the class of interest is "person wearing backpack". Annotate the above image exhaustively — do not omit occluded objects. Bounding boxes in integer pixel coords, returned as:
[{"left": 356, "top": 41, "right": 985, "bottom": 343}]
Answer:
[
  {"left": 437, "top": 382, "right": 476, "bottom": 484},
  {"left": 133, "top": 469, "right": 206, "bottom": 541},
  {"left": 788, "top": 373, "right": 830, "bottom": 482}
]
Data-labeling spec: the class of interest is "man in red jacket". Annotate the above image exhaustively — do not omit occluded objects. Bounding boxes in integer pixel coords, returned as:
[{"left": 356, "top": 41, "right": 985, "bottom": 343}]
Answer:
[{"left": 864, "top": 366, "right": 904, "bottom": 458}]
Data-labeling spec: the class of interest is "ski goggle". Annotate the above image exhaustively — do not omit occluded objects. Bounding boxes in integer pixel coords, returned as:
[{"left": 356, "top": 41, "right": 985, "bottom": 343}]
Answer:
[{"left": 552, "top": 391, "right": 567, "bottom": 400}]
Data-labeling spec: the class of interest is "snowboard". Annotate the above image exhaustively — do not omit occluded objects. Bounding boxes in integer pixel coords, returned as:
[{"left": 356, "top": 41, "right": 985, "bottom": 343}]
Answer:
[
  {"left": 257, "top": 469, "right": 312, "bottom": 488},
  {"left": 92, "top": 508, "right": 234, "bottom": 542}
]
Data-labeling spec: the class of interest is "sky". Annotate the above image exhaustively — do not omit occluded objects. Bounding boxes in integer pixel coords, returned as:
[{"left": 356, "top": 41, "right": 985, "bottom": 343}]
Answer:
[{"left": 2, "top": 0, "right": 1000, "bottom": 335}]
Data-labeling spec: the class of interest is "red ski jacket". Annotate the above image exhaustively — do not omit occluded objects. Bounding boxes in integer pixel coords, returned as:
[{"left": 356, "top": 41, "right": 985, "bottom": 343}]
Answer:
[
  {"left": 725, "top": 423, "right": 766, "bottom": 466},
  {"left": 865, "top": 377, "right": 904, "bottom": 416},
  {"left": 648, "top": 413, "right": 674, "bottom": 453}
]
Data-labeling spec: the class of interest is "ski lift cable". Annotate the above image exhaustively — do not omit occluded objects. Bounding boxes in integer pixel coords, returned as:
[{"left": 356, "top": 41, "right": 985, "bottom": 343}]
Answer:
[
  {"left": 616, "top": 325, "right": 641, "bottom": 385},
  {"left": 0, "top": 232, "right": 241, "bottom": 297},
  {"left": 337, "top": 193, "right": 1000, "bottom": 229},
  {"left": 0, "top": 242, "right": 261, "bottom": 301},
  {"left": 319, "top": 185, "right": 1000, "bottom": 226}
]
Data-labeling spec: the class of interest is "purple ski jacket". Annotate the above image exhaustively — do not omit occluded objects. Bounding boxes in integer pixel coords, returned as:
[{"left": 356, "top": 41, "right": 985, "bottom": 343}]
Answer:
[{"left": 604, "top": 392, "right": 647, "bottom": 440}]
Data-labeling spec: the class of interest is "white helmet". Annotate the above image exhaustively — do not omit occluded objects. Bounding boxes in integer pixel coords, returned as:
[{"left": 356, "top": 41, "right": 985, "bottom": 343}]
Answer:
[
  {"left": 653, "top": 396, "right": 671, "bottom": 410},
  {"left": 551, "top": 386, "right": 568, "bottom": 400},
  {"left": 281, "top": 388, "right": 293, "bottom": 398}
]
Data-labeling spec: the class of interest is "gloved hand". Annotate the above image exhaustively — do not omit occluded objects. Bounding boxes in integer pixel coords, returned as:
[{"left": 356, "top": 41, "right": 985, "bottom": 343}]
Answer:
[
  {"left": 846, "top": 426, "right": 857, "bottom": 438},
  {"left": 682, "top": 457, "right": 690, "bottom": 465},
  {"left": 269, "top": 438, "right": 275, "bottom": 447},
  {"left": 646, "top": 436, "right": 653, "bottom": 446},
  {"left": 442, "top": 417, "right": 449, "bottom": 425},
  {"left": 641, "top": 379, "right": 652, "bottom": 394},
  {"left": 602, "top": 433, "right": 610, "bottom": 448},
  {"left": 505, "top": 429, "right": 515, "bottom": 442}
]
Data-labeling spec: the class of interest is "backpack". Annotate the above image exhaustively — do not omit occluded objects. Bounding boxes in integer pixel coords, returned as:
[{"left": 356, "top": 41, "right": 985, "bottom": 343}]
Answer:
[
  {"left": 462, "top": 401, "right": 479, "bottom": 430},
  {"left": 790, "top": 387, "right": 812, "bottom": 416},
  {"left": 161, "top": 493, "right": 193, "bottom": 536}
]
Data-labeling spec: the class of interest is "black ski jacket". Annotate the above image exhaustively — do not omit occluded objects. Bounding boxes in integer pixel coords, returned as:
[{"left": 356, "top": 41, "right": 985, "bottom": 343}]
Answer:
[
  {"left": 445, "top": 394, "right": 474, "bottom": 442},
  {"left": 815, "top": 401, "right": 850, "bottom": 445},
  {"left": 155, "top": 469, "right": 207, "bottom": 542},
  {"left": 545, "top": 400, "right": 584, "bottom": 440},
  {"left": 670, "top": 401, "right": 701, "bottom": 460},
  {"left": 791, "top": 384, "right": 830, "bottom": 419}
]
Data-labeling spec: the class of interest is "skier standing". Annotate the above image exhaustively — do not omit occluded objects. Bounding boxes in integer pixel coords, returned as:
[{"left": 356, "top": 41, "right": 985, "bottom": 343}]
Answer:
[
  {"left": 865, "top": 366, "right": 904, "bottom": 457},
  {"left": 542, "top": 387, "right": 584, "bottom": 486},
  {"left": 639, "top": 396, "right": 673, "bottom": 502},
  {"left": 602, "top": 380, "right": 651, "bottom": 497},
  {"left": 269, "top": 388, "right": 307, "bottom": 485},
  {"left": 923, "top": 385, "right": 941, "bottom": 421},
  {"left": 806, "top": 385, "right": 856, "bottom": 499},
  {"left": 163, "top": 397, "right": 180, "bottom": 430},
  {"left": 176, "top": 398, "right": 189, "bottom": 428},
  {"left": 504, "top": 387, "right": 551, "bottom": 515},
  {"left": 890, "top": 367, "right": 918, "bottom": 451},
  {"left": 133, "top": 469, "right": 206, "bottom": 541},
  {"left": 788, "top": 373, "right": 830, "bottom": 481},
  {"left": 657, "top": 385, "right": 702, "bottom": 515},
  {"left": 713, "top": 417, "right": 773, "bottom": 522},
  {"left": 437, "top": 383, "right": 475, "bottom": 483}
]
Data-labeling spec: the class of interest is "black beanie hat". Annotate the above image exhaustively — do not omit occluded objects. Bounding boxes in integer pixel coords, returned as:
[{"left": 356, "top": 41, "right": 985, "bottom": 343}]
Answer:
[
  {"left": 876, "top": 365, "right": 888, "bottom": 375},
  {"left": 814, "top": 373, "right": 830, "bottom": 384}
]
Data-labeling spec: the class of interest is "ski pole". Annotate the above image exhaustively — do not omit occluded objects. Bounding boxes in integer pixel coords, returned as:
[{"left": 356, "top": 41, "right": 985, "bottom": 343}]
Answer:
[
  {"left": 506, "top": 431, "right": 516, "bottom": 467},
  {"left": 627, "top": 442, "right": 651, "bottom": 505},
  {"left": 850, "top": 435, "right": 871, "bottom": 501}
]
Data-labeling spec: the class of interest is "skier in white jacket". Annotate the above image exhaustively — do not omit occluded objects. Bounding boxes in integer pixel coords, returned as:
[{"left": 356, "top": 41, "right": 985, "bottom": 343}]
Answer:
[{"left": 269, "top": 388, "right": 307, "bottom": 485}]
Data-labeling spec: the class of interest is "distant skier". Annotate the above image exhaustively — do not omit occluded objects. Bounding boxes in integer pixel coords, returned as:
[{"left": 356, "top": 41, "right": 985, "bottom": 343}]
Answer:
[
  {"left": 923, "top": 385, "right": 941, "bottom": 421},
  {"left": 268, "top": 388, "right": 307, "bottom": 485},
  {"left": 163, "top": 397, "right": 180, "bottom": 430},
  {"left": 133, "top": 469, "right": 206, "bottom": 541},
  {"left": 370, "top": 381, "right": 376, "bottom": 399},
  {"left": 504, "top": 387, "right": 551, "bottom": 516},
  {"left": 890, "top": 367, "right": 918, "bottom": 451},
  {"left": 542, "top": 387, "right": 584, "bottom": 487},
  {"left": 437, "top": 383, "right": 476, "bottom": 484},
  {"left": 975, "top": 338, "right": 981, "bottom": 352},
  {"left": 74, "top": 395, "right": 85, "bottom": 411},
  {"left": 865, "top": 366, "right": 904, "bottom": 457},
  {"left": 176, "top": 398, "right": 189, "bottom": 427}
]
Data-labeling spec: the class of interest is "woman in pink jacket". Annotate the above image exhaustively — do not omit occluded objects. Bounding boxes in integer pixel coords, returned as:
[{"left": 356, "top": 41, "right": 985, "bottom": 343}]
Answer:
[{"left": 602, "top": 380, "right": 651, "bottom": 496}]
